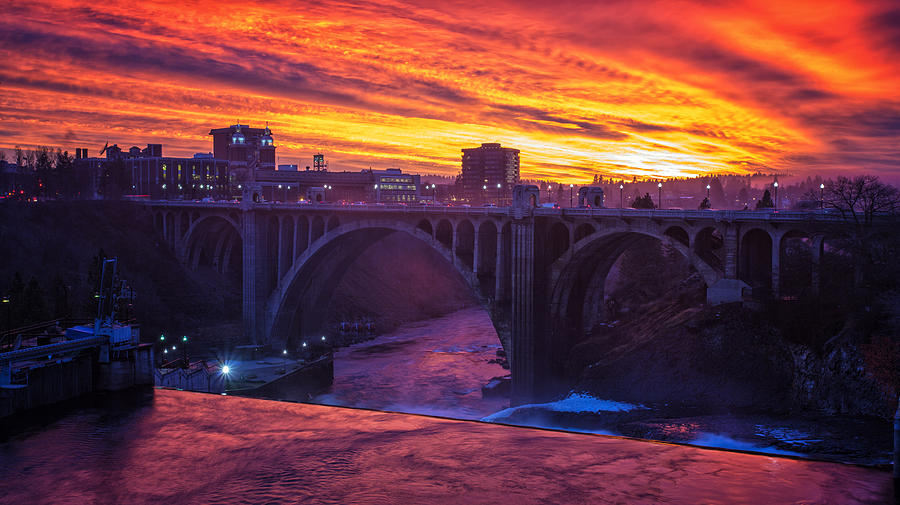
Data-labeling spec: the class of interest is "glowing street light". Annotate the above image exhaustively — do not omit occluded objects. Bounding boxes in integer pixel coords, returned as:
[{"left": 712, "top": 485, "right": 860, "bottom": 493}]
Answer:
[
  {"left": 658, "top": 182, "right": 663, "bottom": 210},
  {"left": 773, "top": 181, "right": 779, "bottom": 210},
  {"left": 221, "top": 365, "right": 230, "bottom": 375},
  {"left": 497, "top": 183, "right": 502, "bottom": 205},
  {"left": 820, "top": 183, "right": 825, "bottom": 209},
  {"left": 569, "top": 183, "right": 574, "bottom": 208},
  {"left": 619, "top": 184, "right": 624, "bottom": 208},
  {"left": 706, "top": 184, "right": 711, "bottom": 199}
]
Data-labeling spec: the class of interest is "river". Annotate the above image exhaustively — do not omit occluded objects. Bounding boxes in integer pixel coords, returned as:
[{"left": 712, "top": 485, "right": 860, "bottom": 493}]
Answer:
[
  {"left": 312, "top": 307, "right": 893, "bottom": 466},
  {"left": 0, "top": 308, "right": 891, "bottom": 503}
]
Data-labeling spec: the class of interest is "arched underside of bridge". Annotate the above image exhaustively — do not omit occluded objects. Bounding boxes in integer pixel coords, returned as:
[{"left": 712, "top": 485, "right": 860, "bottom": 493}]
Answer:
[
  {"left": 182, "top": 215, "right": 244, "bottom": 277},
  {"left": 265, "top": 220, "right": 502, "bottom": 349},
  {"left": 544, "top": 229, "right": 723, "bottom": 384}
]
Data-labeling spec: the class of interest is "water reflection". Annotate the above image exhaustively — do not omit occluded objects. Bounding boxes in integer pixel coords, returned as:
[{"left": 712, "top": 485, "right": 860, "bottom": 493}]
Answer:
[
  {"left": 0, "top": 390, "right": 888, "bottom": 504},
  {"left": 312, "top": 307, "right": 509, "bottom": 419}
]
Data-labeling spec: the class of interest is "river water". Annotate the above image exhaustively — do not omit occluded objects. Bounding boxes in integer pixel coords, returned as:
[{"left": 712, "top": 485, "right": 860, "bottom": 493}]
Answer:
[
  {"left": 312, "top": 307, "right": 893, "bottom": 466},
  {"left": 0, "top": 308, "right": 891, "bottom": 503},
  {"left": 312, "top": 307, "right": 509, "bottom": 419}
]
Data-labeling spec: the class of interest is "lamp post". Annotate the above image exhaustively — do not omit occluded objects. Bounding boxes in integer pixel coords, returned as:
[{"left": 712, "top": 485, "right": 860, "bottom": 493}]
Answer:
[
  {"left": 569, "top": 184, "right": 574, "bottom": 208},
  {"left": 497, "top": 183, "right": 502, "bottom": 206},
  {"left": 277, "top": 184, "right": 283, "bottom": 202},
  {"left": 658, "top": 182, "right": 663, "bottom": 210},
  {"left": 2, "top": 296, "right": 9, "bottom": 338},
  {"left": 432, "top": 183, "right": 436, "bottom": 202},
  {"left": 547, "top": 185, "right": 552, "bottom": 204},
  {"left": 282, "top": 349, "right": 288, "bottom": 374},
  {"left": 819, "top": 183, "right": 825, "bottom": 210},
  {"left": 706, "top": 184, "right": 711, "bottom": 199},
  {"left": 182, "top": 335, "right": 188, "bottom": 367},
  {"left": 619, "top": 184, "right": 624, "bottom": 209},
  {"left": 374, "top": 184, "right": 378, "bottom": 203},
  {"left": 773, "top": 181, "right": 779, "bottom": 210},
  {"left": 483, "top": 184, "right": 487, "bottom": 205},
  {"left": 325, "top": 185, "right": 331, "bottom": 202}
]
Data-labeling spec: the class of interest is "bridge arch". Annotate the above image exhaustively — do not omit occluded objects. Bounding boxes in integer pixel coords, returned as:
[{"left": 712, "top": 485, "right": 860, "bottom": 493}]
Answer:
[
  {"left": 739, "top": 228, "right": 772, "bottom": 291},
  {"left": 546, "top": 227, "right": 723, "bottom": 370},
  {"left": 181, "top": 214, "right": 243, "bottom": 275},
  {"left": 265, "top": 218, "right": 496, "bottom": 348}
]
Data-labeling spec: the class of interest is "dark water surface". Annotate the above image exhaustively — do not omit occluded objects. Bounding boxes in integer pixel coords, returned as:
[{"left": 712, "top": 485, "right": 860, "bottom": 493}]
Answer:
[{"left": 0, "top": 389, "right": 889, "bottom": 504}]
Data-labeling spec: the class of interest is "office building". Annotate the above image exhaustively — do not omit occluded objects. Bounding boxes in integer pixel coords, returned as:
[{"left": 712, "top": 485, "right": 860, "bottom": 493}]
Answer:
[{"left": 458, "top": 143, "right": 519, "bottom": 204}]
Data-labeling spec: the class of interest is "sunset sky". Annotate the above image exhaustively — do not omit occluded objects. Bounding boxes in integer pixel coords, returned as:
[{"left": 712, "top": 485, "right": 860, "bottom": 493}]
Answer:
[{"left": 0, "top": 0, "right": 898, "bottom": 182}]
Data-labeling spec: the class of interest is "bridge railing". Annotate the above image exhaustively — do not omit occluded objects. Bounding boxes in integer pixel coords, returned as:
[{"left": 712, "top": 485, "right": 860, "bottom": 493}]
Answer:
[{"left": 142, "top": 200, "right": 893, "bottom": 224}]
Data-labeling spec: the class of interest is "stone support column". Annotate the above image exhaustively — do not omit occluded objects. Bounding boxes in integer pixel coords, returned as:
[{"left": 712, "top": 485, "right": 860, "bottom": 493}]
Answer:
[
  {"left": 495, "top": 228, "right": 505, "bottom": 301},
  {"left": 724, "top": 225, "right": 739, "bottom": 279},
  {"left": 771, "top": 231, "right": 782, "bottom": 299},
  {"left": 276, "top": 215, "right": 284, "bottom": 285},
  {"left": 811, "top": 235, "right": 824, "bottom": 296},
  {"left": 242, "top": 208, "right": 266, "bottom": 344},
  {"left": 510, "top": 219, "right": 535, "bottom": 404},
  {"left": 473, "top": 223, "right": 480, "bottom": 275}
]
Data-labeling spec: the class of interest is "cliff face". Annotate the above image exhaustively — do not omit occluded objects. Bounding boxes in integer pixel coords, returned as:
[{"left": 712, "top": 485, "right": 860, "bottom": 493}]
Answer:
[{"left": 568, "top": 243, "right": 897, "bottom": 418}]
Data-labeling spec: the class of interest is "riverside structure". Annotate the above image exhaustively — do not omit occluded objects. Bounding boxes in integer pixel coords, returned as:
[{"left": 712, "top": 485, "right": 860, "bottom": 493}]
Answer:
[{"left": 145, "top": 184, "right": 893, "bottom": 403}]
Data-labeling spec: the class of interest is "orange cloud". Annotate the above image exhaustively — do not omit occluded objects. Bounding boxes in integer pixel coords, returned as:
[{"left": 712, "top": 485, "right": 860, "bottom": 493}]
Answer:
[{"left": 0, "top": 0, "right": 897, "bottom": 182}]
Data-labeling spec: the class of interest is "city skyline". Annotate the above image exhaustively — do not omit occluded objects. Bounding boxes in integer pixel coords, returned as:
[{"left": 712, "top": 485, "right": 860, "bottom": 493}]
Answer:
[{"left": 0, "top": 0, "right": 898, "bottom": 183}]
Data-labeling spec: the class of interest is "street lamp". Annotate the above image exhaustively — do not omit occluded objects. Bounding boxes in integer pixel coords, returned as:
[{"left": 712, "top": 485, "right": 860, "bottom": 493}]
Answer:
[
  {"left": 497, "top": 183, "right": 502, "bottom": 206},
  {"left": 282, "top": 349, "right": 288, "bottom": 374},
  {"left": 706, "top": 184, "right": 711, "bottom": 199},
  {"left": 547, "top": 185, "right": 552, "bottom": 204},
  {"left": 773, "top": 181, "right": 779, "bottom": 210},
  {"left": 483, "top": 184, "right": 487, "bottom": 205},
  {"left": 569, "top": 184, "right": 574, "bottom": 208},
  {"left": 658, "top": 182, "right": 663, "bottom": 210},
  {"left": 182, "top": 335, "right": 188, "bottom": 367},
  {"left": 619, "top": 184, "right": 624, "bottom": 208},
  {"left": 2, "top": 296, "right": 10, "bottom": 337},
  {"left": 819, "top": 183, "right": 825, "bottom": 209}
]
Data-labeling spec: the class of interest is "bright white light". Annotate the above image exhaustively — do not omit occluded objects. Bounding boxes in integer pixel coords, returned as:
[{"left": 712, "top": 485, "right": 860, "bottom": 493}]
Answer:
[
  {"left": 302, "top": 342, "right": 307, "bottom": 347},
  {"left": 321, "top": 336, "right": 326, "bottom": 341},
  {"left": 283, "top": 349, "right": 287, "bottom": 355},
  {"left": 222, "top": 365, "right": 230, "bottom": 374},
  {"left": 774, "top": 182, "right": 779, "bottom": 188},
  {"left": 820, "top": 183, "right": 825, "bottom": 189},
  {"left": 658, "top": 182, "right": 662, "bottom": 188}
]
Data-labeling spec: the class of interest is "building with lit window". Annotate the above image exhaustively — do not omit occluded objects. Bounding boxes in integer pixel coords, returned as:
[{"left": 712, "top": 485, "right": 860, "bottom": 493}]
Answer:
[
  {"left": 122, "top": 151, "right": 229, "bottom": 200},
  {"left": 458, "top": 143, "right": 519, "bottom": 204},
  {"left": 373, "top": 169, "right": 420, "bottom": 203}
]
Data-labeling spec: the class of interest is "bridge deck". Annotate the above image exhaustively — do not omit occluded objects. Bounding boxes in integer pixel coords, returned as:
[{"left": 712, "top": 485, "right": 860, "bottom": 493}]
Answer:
[{"left": 145, "top": 200, "right": 860, "bottom": 223}]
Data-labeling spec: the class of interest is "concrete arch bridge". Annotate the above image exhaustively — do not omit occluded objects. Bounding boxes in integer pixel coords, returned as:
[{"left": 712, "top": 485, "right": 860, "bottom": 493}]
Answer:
[{"left": 147, "top": 187, "right": 861, "bottom": 402}]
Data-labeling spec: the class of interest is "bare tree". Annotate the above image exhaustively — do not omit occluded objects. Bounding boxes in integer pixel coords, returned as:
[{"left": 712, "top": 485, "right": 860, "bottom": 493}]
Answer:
[{"left": 823, "top": 175, "right": 899, "bottom": 228}]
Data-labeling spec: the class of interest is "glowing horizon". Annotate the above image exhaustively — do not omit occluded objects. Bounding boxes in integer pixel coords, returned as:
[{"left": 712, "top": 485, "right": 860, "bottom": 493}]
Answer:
[{"left": 0, "top": 0, "right": 898, "bottom": 182}]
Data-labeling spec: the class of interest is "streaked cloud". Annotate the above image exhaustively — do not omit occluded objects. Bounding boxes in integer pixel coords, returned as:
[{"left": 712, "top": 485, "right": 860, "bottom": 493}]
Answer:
[{"left": 0, "top": 0, "right": 897, "bottom": 181}]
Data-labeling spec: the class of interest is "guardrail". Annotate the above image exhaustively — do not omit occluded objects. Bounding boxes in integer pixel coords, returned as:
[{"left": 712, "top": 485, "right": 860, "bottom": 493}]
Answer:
[
  {"left": 0, "top": 335, "right": 108, "bottom": 385},
  {"left": 139, "top": 200, "right": 891, "bottom": 223}
]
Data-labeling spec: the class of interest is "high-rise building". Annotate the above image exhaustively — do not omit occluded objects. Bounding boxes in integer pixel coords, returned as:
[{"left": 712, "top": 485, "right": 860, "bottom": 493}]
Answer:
[{"left": 458, "top": 143, "right": 519, "bottom": 204}]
